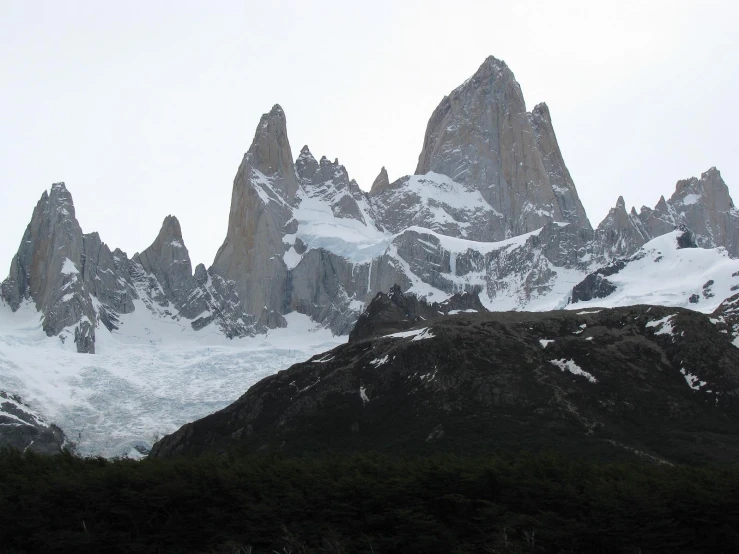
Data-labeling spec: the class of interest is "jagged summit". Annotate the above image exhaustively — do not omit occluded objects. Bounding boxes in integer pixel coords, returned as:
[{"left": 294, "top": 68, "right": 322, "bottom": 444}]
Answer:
[
  {"left": 528, "top": 102, "right": 591, "bottom": 230},
  {"left": 458, "top": 55, "right": 512, "bottom": 91},
  {"left": 412, "top": 54, "right": 590, "bottom": 239},
  {"left": 242, "top": 103, "right": 298, "bottom": 200},
  {"left": 298, "top": 144, "right": 314, "bottom": 159},
  {"left": 154, "top": 215, "right": 183, "bottom": 241},
  {"left": 369, "top": 166, "right": 390, "bottom": 196}
]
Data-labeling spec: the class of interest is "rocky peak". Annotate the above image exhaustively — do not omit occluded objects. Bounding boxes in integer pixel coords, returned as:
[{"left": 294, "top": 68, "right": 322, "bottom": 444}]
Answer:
[
  {"left": 135, "top": 215, "right": 193, "bottom": 288},
  {"left": 640, "top": 168, "right": 739, "bottom": 256},
  {"left": 1, "top": 183, "right": 96, "bottom": 352},
  {"left": 672, "top": 167, "right": 734, "bottom": 213},
  {"left": 412, "top": 55, "right": 586, "bottom": 240},
  {"left": 295, "top": 145, "right": 319, "bottom": 182},
  {"left": 595, "top": 195, "right": 650, "bottom": 261},
  {"left": 211, "top": 105, "right": 296, "bottom": 326},
  {"left": 369, "top": 167, "right": 390, "bottom": 196},
  {"left": 133, "top": 216, "right": 214, "bottom": 321},
  {"left": 414, "top": 55, "right": 519, "bottom": 183},
  {"left": 244, "top": 103, "right": 298, "bottom": 201},
  {"left": 529, "top": 103, "right": 592, "bottom": 230}
]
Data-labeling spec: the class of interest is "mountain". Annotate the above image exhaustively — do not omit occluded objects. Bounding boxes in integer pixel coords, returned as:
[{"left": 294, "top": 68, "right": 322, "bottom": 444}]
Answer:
[
  {"left": 2, "top": 55, "right": 738, "bottom": 457},
  {"left": 0, "top": 185, "right": 264, "bottom": 354},
  {"left": 3, "top": 56, "right": 738, "bottom": 352},
  {"left": 412, "top": 57, "right": 591, "bottom": 238},
  {"left": 595, "top": 168, "right": 739, "bottom": 260},
  {"left": 150, "top": 288, "right": 739, "bottom": 464}
]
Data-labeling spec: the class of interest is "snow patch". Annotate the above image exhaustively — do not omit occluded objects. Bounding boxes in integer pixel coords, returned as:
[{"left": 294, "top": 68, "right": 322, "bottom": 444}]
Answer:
[
  {"left": 369, "top": 355, "right": 389, "bottom": 368},
  {"left": 646, "top": 315, "right": 675, "bottom": 336},
  {"left": 61, "top": 258, "right": 79, "bottom": 275},
  {"left": 680, "top": 368, "right": 707, "bottom": 391},
  {"left": 359, "top": 386, "right": 369, "bottom": 405},
  {"left": 384, "top": 327, "right": 435, "bottom": 341},
  {"left": 550, "top": 359, "right": 598, "bottom": 383}
]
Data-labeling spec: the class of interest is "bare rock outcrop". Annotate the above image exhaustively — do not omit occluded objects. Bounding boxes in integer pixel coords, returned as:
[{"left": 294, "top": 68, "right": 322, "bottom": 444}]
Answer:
[
  {"left": 1, "top": 183, "right": 97, "bottom": 352},
  {"left": 598, "top": 168, "right": 739, "bottom": 260},
  {"left": 411, "top": 56, "right": 590, "bottom": 239},
  {"left": 369, "top": 166, "right": 391, "bottom": 196},
  {"left": 211, "top": 104, "right": 295, "bottom": 327},
  {"left": 593, "top": 196, "right": 651, "bottom": 262},
  {"left": 0, "top": 391, "right": 66, "bottom": 454}
]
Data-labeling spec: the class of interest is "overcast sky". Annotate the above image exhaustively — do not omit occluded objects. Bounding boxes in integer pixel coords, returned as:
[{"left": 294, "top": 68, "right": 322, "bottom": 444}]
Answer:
[{"left": 1, "top": 0, "right": 737, "bottom": 270}]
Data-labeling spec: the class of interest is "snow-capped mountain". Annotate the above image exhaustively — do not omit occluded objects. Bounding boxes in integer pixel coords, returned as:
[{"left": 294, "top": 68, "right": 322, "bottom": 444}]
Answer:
[
  {"left": 1, "top": 55, "right": 738, "bottom": 456},
  {"left": 3, "top": 56, "right": 737, "bottom": 351}
]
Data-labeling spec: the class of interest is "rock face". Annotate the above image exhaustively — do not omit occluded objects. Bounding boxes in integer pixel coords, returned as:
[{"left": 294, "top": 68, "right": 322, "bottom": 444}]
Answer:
[
  {"left": 529, "top": 102, "right": 591, "bottom": 230},
  {"left": 1, "top": 184, "right": 98, "bottom": 352},
  {"left": 150, "top": 301, "right": 739, "bottom": 464},
  {"left": 369, "top": 166, "right": 391, "bottom": 197},
  {"left": 412, "top": 56, "right": 591, "bottom": 239},
  {"left": 133, "top": 215, "right": 204, "bottom": 319},
  {"left": 598, "top": 169, "right": 739, "bottom": 259},
  {"left": 211, "top": 105, "right": 296, "bottom": 328},
  {"left": 0, "top": 391, "right": 66, "bottom": 454},
  {"left": 593, "top": 196, "right": 651, "bottom": 261}
]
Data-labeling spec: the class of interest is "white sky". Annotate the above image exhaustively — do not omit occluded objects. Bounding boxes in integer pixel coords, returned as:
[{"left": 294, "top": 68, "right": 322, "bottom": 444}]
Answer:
[{"left": 1, "top": 0, "right": 737, "bottom": 271}]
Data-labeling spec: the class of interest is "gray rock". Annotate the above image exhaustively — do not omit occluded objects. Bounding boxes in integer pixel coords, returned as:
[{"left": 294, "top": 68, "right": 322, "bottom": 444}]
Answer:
[
  {"left": 0, "top": 391, "right": 66, "bottom": 454},
  {"left": 133, "top": 215, "right": 207, "bottom": 319},
  {"left": 211, "top": 104, "right": 294, "bottom": 327},
  {"left": 1, "top": 183, "right": 97, "bottom": 352},
  {"left": 529, "top": 102, "right": 591, "bottom": 231},
  {"left": 369, "top": 166, "right": 391, "bottom": 196},
  {"left": 411, "top": 56, "right": 587, "bottom": 239},
  {"left": 296, "top": 148, "right": 368, "bottom": 224},
  {"left": 602, "top": 168, "right": 739, "bottom": 260},
  {"left": 593, "top": 196, "right": 651, "bottom": 262}
]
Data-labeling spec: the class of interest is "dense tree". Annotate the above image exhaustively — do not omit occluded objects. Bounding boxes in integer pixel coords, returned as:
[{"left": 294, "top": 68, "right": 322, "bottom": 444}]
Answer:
[{"left": 0, "top": 448, "right": 737, "bottom": 552}]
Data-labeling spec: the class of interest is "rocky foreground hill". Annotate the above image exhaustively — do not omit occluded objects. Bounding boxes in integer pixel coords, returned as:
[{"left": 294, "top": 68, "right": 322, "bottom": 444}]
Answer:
[{"left": 151, "top": 288, "right": 739, "bottom": 464}]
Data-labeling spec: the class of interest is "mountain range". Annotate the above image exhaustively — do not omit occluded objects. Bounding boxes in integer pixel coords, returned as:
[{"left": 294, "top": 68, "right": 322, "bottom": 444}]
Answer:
[{"left": 2, "top": 56, "right": 738, "bottom": 457}]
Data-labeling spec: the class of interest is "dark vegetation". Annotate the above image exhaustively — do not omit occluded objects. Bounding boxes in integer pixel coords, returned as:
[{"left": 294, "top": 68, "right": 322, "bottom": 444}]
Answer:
[{"left": 1, "top": 448, "right": 738, "bottom": 553}]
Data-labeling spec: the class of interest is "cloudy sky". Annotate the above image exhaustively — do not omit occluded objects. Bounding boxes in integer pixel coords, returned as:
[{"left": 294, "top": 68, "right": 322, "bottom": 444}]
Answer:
[{"left": 1, "top": 0, "right": 737, "bottom": 270}]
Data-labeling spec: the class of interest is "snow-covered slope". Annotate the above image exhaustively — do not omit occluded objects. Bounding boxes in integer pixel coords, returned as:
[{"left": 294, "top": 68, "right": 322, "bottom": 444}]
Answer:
[
  {"left": 567, "top": 230, "right": 739, "bottom": 314},
  {"left": 0, "top": 298, "right": 343, "bottom": 458}
]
